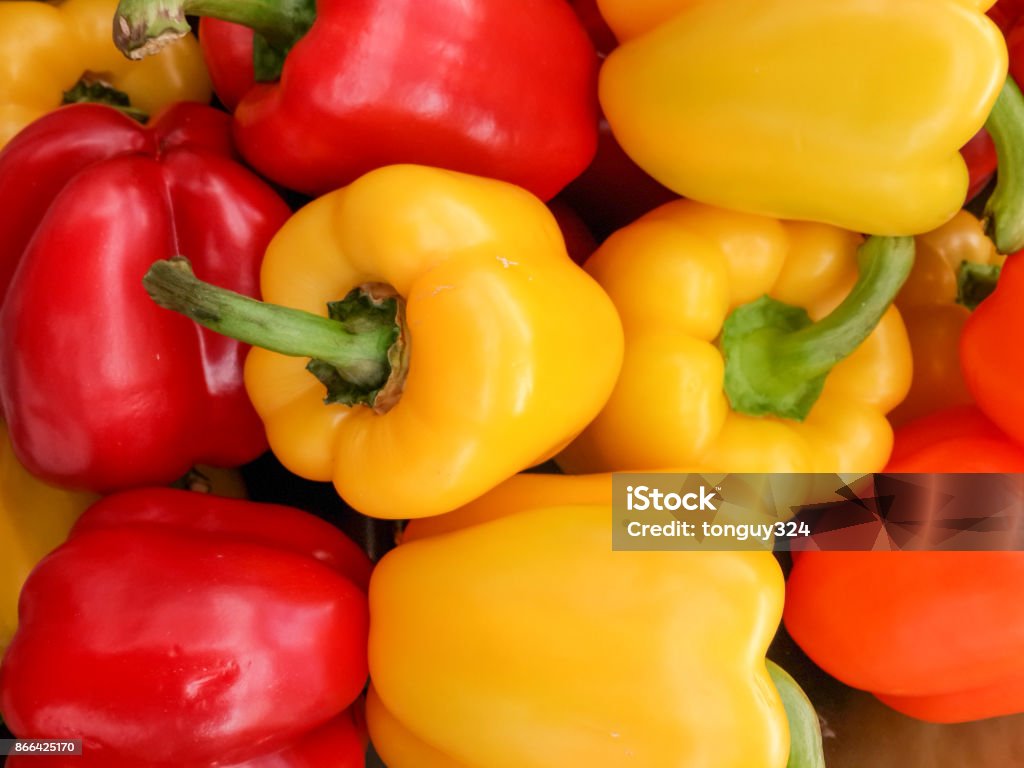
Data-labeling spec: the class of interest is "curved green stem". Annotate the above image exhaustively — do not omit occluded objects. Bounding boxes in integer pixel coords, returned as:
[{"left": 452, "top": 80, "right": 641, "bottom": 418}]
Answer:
[
  {"left": 722, "top": 235, "right": 914, "bottom": 421},
  {"left": 767, "top": 661, "right": 826, "bottom": 768},
  {"left": 983, "top": 76, "right": 1024, "bottom": 255},
  {"left": 143, "top": 257, "right": 403, "bottom": 408},
  {"left": 114, "top": 0, "right": 314, "bottom": 80}
]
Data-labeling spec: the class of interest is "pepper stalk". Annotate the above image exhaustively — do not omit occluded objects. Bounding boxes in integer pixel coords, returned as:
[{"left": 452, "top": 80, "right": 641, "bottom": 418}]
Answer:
[
  {"left": 983, "top": 75, "right": 1024, "bottom": 254},
  {"left": 722, "top": 235, "right": 914, "bottom": 421},
  {"left": 143, "top": 257, "right": 407, "bottom": 411},
  {"left": 61, "top": 76, "right": 148, "bottom": 123},
  {"left": 767, "top": 661, "right": 826, "bottom": 768},
  {"left": 114, "top": 0, "right": 315, "bottom": 81}
]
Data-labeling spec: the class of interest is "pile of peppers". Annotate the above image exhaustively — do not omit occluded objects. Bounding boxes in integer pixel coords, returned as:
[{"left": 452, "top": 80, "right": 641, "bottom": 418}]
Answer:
[{"left": 2, "top": 0, "right": 1024, "bottom": 766}]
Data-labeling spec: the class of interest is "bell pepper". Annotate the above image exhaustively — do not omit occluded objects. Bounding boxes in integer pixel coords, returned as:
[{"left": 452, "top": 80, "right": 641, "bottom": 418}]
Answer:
[
  {"left": 0, "top": 0, "right": 210, "bottom": 148},
  {"left": 195, "top": 19, "right": 254, "bottom": 113},
  {"left": 0, "top": 487, "right": 371, "bottom": 766},
  {"left": 113, "top": 0, "right": 599, "bottom": 201},
  {"left": 369, "top": 476, "right": 802, "bottom": 768},
  {"left": 0, "top": 422, "right": 95, "bottom": 654},
  {"left": 960, "top": 244, "right": 1024, "bottom": 447},
  {"left": 888, "top": 210, "right": 1003, "bottom": 427},
  {"left": 142, "top": 164, "right": 623, "bottom": 519},
  {"left": 785, "top": 406, "right": 1024, "bottom": 723},
  {"left": 556, "top": 199, "right": 912, "bottom": 475},
  {"left": 0, "top": 102, "right": 291, "bottom": 492},
  {"left": 597, "top": 0, "right": 1009, "bottom": 238}
]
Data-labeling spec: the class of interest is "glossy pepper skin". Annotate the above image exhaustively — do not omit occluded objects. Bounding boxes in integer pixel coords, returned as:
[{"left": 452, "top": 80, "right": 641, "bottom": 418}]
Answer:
[
  {"left": 0, "top": 0, "right": 210, "bottom": 148},
  {"left": 0, "top": 422, "right": 95, "bottom": 654},
  {"left": 557, "top": 199, "right": 912, "bottom": 475},
  {"left": 0, "top": 488, "right": 371, "bottom": 767},
  {"left": 0, "top": 102, "right": 291, "bottom": 492},
  {"left": 785, "top": 406, "right": 1024, "bottom": 723},
  {"left": 140, "top": 0, "right": 599, "bottom": 200},
  {"left": 597, "top": 0, "right": 1006, "bottom": 235},
  {"left": 889, "top": 211, "right": 1002, "bottom": 427},
  {"left": 241, "top": 165, "right": 623, "bottom": 519},
  {"left": 370, "top": 495, "right": 788, "bottom": 767},
  {"left": 961, "top": 251, "right": 1024, "bottom": 446}
]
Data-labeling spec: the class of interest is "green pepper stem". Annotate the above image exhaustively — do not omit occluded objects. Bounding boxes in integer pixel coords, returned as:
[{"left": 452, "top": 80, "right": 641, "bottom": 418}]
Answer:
[
  {"left": 774, "top": 236, "right": 913, "bottom": 372},
  {"left": 62, "top": 76, "right": 148, "bottom": 123},
  {"left": 143, "top": 257, "right": 403, "bottom": 407},
  {"left": 114, "top": 0, "right": 314, "bottom": 66},
  {"left": 767, "top": 661, "right": 825, "bottom": 768},
  {"left": 722, "top": 235, "right": 914, "bottom": 421},
  {"left": 957, "top": 261, "right": 1001, "bottom": 311},
  {"left": 983, "top": 76, "right": 1024, "bottom": 255}
]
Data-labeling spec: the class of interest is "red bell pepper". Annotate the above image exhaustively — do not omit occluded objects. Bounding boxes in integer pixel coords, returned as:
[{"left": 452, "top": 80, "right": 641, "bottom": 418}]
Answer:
[
  {"left": 115, "top": 0, "right": 599, "bottom": 200},
  {"left": 960, "top": 252, "right": 1024, "bottom": 447},
  {"left": 0, "top": 488, "right": 370, "bottom": 767},
  {"left": 196, "top": 19, "right": 255, "bottom": 113},
  {"left": 0, "top": 103, "right": 290, "bottom": 493},
  {"left": 785, "top": 406, "right": 1024, "bottom": 723}
]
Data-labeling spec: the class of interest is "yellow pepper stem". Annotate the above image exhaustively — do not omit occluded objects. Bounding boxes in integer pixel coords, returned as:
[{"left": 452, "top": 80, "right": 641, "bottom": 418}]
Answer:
[
  {"left": 114, "top": 0, "right": 314, "bottom": 81},
  {"left": 722, "top": 235, "right": 914, "bottom": 421},
  {"left": 767, "top": 661, "right": 826, "bottom": 768},
  {"left": 983, "top": 76, "right": 1024, "bottom": 255},
  {"left": 143, "top": 257, "right": 405, "bottom": 409}
]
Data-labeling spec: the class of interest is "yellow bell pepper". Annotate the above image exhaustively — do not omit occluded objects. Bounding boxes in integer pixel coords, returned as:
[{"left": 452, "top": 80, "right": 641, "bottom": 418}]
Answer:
[
  {"left": 142, "top": 165, "right": 623, "bottom": 520},
  {"left": 0, "top": 422, "right": 96, "bottom": 652},
  {"left": 0, "top": 0, "right": 211, "bottom": 148},
  {"left": 557, "top": 199, "right": 913, "bottom": 475},
  {"left": 369, "top": 478, "right": 791, "bottom": 767},
  {"left": 889, "top": 210, "right": 1003, "bottom": 427},
  {"left": 597, "top": 0, "right": 1007, "bottom": 236}
]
